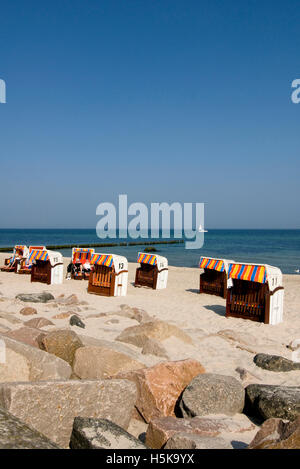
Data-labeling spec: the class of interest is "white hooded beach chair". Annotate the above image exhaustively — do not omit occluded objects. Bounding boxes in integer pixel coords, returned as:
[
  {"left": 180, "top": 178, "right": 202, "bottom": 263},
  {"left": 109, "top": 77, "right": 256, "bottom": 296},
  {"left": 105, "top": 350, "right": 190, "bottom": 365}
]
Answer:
[
  {"left": 88, "top": 253, "right": 128, "bottom": 297},
  {"left": 226, "top": 263, "right": 284, "bottom": 324},
  {"left": 135, "top": 252, "right": 168, "bottom": 289},
  {"left": 199, "top": 257, "right": 235, "bottom": 298},
  {"left": 31, "top": 249, "right": 64, "bottom": 285}
]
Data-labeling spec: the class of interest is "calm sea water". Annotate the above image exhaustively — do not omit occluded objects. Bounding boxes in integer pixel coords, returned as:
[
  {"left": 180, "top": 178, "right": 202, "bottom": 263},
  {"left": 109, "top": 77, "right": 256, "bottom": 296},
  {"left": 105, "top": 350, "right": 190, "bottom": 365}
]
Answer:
[{"left": 0, "top": 229, "right": 299, "bottom": 274}]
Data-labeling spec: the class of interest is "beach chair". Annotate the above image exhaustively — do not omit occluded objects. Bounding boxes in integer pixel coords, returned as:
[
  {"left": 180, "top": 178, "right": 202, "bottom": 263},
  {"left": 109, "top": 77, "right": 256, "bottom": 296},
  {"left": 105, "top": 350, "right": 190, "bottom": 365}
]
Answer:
[
  {"left": 18, "top": 246, "right": 46, "bottom": 275},
  {"left": 71, "top": 248, "right": 95, "bottom": 280},
  {"left": 31, "top": 250, "right": 63, "bottom": 285},
  {"left": 199, "top": 257, "right": 234, "bottom": 299},
  {"left": 88, "top": 253, "right": 128, "bottom": 296},
  {"left": 226, "top": 263, "right": 284, "bottom": 324},
  {"left": 135, "top": 252, "right": 168, "bottom": 289},
  {"left": 0, "top": 245, "right": 29, "bottom": 273}
]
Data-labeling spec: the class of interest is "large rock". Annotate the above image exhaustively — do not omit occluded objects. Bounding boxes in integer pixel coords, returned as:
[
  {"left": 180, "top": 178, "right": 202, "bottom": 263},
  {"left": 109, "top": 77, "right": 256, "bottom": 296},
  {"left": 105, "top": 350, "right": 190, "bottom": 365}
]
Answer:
[
  {"left": 248, "top": 416, "right": 300, "bottom": 449},
  {"left": 245, "top": 384, "right": 300, "bottom": 421},
  {"left": 0, "top": 408, "right": 59, "bottom": 449},
  {"left": 0, "top": 379, "right": 137, "bottom": 448},
  {"left": 0, "top": 334, "right": 71, "bottom": 381},
  {"left": 116, "top": 359, "right": 205, "bottom": 423},
  {"left": 118, "top": 305, "right": 153, "bottom": 324},
  {"left": 19, "top": 307, "right": 37, "bottom": 316},
  {"left": 0, "top": 348, "right": 30, "bottom": 382},
  {"left": 141, "top": 338, "right": 169, "bottom": 359},
  {"left": 39, "top": 329, "right": 83, "bottom": 366},
  {"left": 180, "top": 373, "right": 245, "bottom": 418},
  {"left": 5, "top": 327, "right": 47, "bottom": 348},
  {"left": 116, "top": 320, "right": 193, "bottom": 347},
  {"left": 254, "top": 353, "right": 300, "bottom": 372},
  {"left": 73, "top": 345, "right": 144, "bottom": 379},
  {"left": 165, "top": 433, "right": 232, "bottom": 449},
  {"left": 70, "top": 417, "right": 146, "bottom": 449},
  {"left": 16, "top": 292, "right": 54, "bottom": 303},
  {"left": 24, "top": 317, "right": 54, "bottom": 328},
  {"left": 146, "top": 414, "right": 255, "bottom": 449}
]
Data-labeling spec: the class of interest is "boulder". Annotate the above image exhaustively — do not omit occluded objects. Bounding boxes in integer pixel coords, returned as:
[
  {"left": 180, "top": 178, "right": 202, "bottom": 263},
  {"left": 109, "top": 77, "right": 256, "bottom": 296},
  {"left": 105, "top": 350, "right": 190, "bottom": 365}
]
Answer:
[
  {"left": 73, "top": 345, "right": 144, "bottom": 379},
  {"left": 116, "top": 359, "right": 205, "bottom": 422},
  {"left": 19, "top": 307, "right": 37, "bottom": 316},
  {"left": 116, "top": 320, "right": 193, "bottom": 347},
  {"left": 180, "top": 373, "right": 245, "bottom": 418},
  {"left": 118, "top": 305, "right": 153, "bottom": 324},
  {"left": 39, "top": 329, "right": 83, "bottom": 365},
  {"left": 141, "top": 338, "right": 169, "bottom": 359},
  {"left": 254, "top": 353, "right": 300, "bottom": 372},
  {"left": 248, "top": 416, "right": 300, "bottom": 449},
  {"left": 0, "top": 379, "right": 137, "bottom": 448},
  {"left": 5, "top": 327, "right": 47, "bottom": 348},
  {"left": 16, "top": 292, "right": 54, "bottom": 303},
  {"left": 70, "top": 417, "right": 147, "bottom": 449},
  {"left": 0, "top": 348, "right": 30, "bottom": 382},
  {"left": 0, "top": 408, "right": 59, "bottom": 449},
  {"left": 146, "top": 414, "right": 255, "bottom": 449},
  {"left": 0, "top": 334, "right": 71, "bottom": 381},
  {"left": 245, "top": 384, "right": 300, "bottom": 421},
  {"left": 24, "top": 317, "right": 54, "bottom": 328},
  {"left": 165, "top": 433, "right": 232, "bottom": 449}
]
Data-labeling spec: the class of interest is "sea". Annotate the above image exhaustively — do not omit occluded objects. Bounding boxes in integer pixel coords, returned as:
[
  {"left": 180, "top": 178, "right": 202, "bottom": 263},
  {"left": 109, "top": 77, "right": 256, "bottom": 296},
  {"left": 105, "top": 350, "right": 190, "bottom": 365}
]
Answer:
[{"left": 0, "top": 229, "right": 299, "bottom": 274}]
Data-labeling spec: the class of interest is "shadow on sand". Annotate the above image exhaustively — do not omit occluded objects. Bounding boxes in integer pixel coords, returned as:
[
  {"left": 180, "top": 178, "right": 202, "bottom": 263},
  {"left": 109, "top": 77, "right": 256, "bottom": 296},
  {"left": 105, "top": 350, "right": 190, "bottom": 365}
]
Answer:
[{"left": 203, "top": 304, "right": 226, "bottom": 317}]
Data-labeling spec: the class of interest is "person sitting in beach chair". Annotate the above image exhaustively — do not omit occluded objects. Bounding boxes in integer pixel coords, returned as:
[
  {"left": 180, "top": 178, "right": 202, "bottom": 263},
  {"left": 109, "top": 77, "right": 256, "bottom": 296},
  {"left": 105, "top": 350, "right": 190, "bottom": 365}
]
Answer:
[
  {"left": 18, "top": 246, "right": 46, "bottom": 275},
  {"left": 1, "top": 245, "right": 28, "bottom": 273},
  {"left": 70, "top": 248, "right": 95, "bottom": 280}
]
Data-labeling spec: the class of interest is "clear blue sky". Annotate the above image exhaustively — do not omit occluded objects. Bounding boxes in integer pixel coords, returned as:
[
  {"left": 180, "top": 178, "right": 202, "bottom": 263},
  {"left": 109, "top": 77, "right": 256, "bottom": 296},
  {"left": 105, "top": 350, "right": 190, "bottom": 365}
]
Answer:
[{"left": 0, "top": 0, "right": 299, "bottom": 229}]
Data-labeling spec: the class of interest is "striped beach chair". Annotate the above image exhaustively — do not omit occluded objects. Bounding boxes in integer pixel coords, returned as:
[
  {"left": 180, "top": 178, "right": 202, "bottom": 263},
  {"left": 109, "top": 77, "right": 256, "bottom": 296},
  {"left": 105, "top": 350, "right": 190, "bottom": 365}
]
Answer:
[
  {"left": 18, "top": 246, "right": 46, "bottom": 275},
  {"left": 199, "top": 257, "right": 234, "bottom": 298},
  {"left": 226, "top": 263, "right": 284, "bottom": 324},
  {"left": 135, "top": 252, "right": 168, "bottom": 289}
]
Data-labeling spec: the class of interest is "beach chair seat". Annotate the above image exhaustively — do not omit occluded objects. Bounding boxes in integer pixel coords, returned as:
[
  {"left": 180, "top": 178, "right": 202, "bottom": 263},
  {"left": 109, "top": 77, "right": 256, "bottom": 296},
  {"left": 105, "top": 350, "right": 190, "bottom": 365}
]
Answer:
[
  {"left": 199, "top": 257, "right": 234, "bottom": 299},
  {"left": 88, "top": 254, "right": 128, "bottom": 297},
  {"left": 31, "top": 250, "right": 63, "bottom": 285},
  {"left": 226, "top": 263, "right": 284, "bottom": 324},
  {"left": 135, "top": 253, "right": 168, "bottom": 290},
  {"left": 71, "top": 248, "right": 95, "bottom": 280},
  {"left": 18, "top": 246, "right": 46, "bottom": 275}
]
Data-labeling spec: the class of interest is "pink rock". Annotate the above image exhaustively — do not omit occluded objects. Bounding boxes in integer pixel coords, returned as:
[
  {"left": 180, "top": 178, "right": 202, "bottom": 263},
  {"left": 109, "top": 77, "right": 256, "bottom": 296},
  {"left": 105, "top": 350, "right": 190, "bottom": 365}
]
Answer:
[{"left": 116, "top": 359, "right": 205, "bottom": 423}]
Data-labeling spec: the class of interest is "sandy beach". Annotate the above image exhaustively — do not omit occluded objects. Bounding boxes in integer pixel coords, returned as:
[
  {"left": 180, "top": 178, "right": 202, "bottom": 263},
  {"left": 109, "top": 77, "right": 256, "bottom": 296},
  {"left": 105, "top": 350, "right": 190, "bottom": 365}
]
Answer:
[{"left": 1, "top": 253, "right": 299, "bottom": 387}]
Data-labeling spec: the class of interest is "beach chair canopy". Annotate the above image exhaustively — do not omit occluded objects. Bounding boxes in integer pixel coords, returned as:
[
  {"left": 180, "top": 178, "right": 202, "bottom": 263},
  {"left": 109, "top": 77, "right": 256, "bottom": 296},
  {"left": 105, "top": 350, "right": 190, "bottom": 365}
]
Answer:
[
  {"left": 72, "top": 248, "right": 95, "bottom": 264},
  {"left": 29, "top": 245, "right": 46, "bottom": 252},
  {"left": 29, "top": 249, "right": 62, "bottom": 267},
  {"left": 199, "top": 257, "right": 234, "bottom": 273},
  {"left": 91, "top": 253, "right": 128, "bottom": 274},
  {"left": 228, "top": 263, "right": 283, "bottom": 291},
  {"left": 137, "top": 252, "right": 168, "bottom": 269}
]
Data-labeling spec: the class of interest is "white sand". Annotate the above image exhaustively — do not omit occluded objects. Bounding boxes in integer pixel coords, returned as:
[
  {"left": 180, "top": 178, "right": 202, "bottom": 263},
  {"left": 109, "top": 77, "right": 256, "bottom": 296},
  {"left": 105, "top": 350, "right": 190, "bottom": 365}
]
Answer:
[{"left": 0, "top": 253, "right": 300, "bottom": 387}]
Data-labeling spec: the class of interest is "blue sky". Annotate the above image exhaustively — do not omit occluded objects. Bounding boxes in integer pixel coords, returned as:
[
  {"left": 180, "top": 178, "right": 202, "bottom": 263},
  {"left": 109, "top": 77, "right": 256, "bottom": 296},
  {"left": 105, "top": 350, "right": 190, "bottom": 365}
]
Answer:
[{"left": 0, "top": 0, "right": 299, "bottom": 229}]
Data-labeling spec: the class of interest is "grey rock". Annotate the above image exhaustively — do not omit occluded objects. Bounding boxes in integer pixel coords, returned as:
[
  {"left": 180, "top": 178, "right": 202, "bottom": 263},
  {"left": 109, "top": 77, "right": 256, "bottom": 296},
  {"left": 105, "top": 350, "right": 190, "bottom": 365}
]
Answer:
[
  {"left": 180, "top": 373, "right": 245, "bottom": 418},
  {"left": 70, "top": 417, "right": 147, "bottom": 449},
  {"left": 0, "top": 379, "right": 137, "bottom": 448},
  {"left": 70, "top": 315, "right": 86, "bottom": 329},
  {"left": 0, "top": 408, "right": 60, "bottom": 449},
  {"left": 254, "top": 353, "right": 300, "bottom": 372},
  {"left": 165, "top": 432, "right": 232, "bottom": 449},
  {"left": 245, "top": 384, "right": 300, "bottom": 421},
  {"left": 16, "top": 292, "right": 55, "bottom": 303}
]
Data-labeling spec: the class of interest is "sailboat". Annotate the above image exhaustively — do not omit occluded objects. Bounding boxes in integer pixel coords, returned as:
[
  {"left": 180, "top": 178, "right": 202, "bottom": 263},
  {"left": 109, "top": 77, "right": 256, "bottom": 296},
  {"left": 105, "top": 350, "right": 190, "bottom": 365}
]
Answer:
[{"left": 198, "top": 224, "right": 208, "bottom": 233}]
